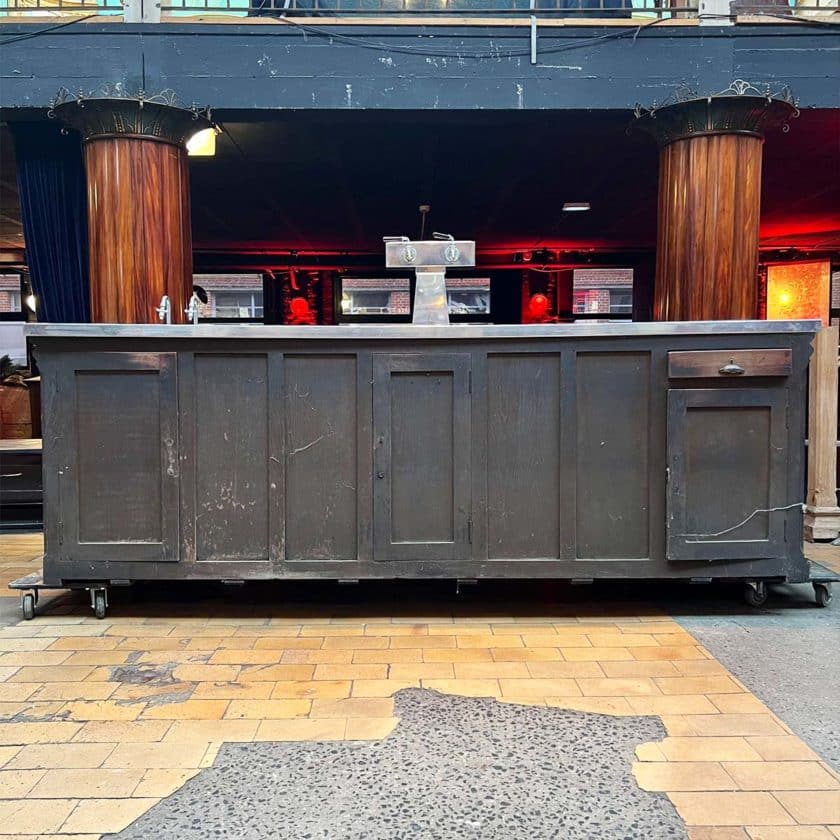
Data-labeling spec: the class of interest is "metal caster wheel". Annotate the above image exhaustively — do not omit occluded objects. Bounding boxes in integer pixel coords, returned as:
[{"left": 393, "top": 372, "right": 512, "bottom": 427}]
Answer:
[
  {"left": 814, "top": 582, "right": 832, "bottom": 608},
  {"left": 21, "top": 592, "right": 35, "bottom": 621},
  {"left": 744, "top": 581, "right": 768, "bottom": 608},
  {"left": 91, "top": 588, "right": 108, "bottom": 620}
]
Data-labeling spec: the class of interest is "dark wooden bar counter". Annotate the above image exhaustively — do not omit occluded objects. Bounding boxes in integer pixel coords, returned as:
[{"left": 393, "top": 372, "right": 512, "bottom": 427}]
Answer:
[{"left": 27, "top": 320, "right": 817, "bottom": 590}]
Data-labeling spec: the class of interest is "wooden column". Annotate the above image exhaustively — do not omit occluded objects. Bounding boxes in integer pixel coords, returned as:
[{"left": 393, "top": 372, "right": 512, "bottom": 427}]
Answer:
[
  {"left": 53, "top": 95, "right": 211, "bottom": 324},
  {"left": 636, "top": 89, "right": 797, "bottom": 321},
  {"left": 805, "top": 325, "right": 840, "bottom": 540}
]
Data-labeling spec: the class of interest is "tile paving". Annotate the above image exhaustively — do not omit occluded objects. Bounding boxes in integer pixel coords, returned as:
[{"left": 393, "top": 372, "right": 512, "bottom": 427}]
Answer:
[{"left": 0, "top": 532, "right": 836, "bottom": 839}]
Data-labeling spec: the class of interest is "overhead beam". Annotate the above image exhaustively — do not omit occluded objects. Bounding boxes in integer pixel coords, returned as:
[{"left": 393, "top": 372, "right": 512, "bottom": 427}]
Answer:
[{"left": 0, "top": 23, "right": 837, "bottom": 112}]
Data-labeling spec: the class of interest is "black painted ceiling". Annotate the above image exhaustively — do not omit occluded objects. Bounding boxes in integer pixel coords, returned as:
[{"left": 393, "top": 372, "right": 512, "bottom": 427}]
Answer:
[
  {"left": 2, "top": 108, "right": 838, "bottom": 261},
  {"left": 190, "top": 108, "right": 840, "bottom": 259}
]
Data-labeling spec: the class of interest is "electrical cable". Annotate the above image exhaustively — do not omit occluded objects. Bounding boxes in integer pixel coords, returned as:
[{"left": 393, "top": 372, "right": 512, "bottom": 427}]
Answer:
[
  {"left": 0, "top": 13, "right": 99, "bottom": 46},
  {"left": 272, "top": 13, "right": 670, "bottom": 60},
  {"left": 678, "top": 502, "right": 805, "bottom": 540}
]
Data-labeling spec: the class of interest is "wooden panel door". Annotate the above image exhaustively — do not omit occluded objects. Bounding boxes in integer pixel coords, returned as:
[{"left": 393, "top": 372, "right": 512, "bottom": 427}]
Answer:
[
  {"left": 59, "top": 353, "right": 179, "bottom": 564},
  {"left": 188, "top": 353, "right": 282, "bottom": 564},
  {"left": 666, "top": 388, "right": 789, "bottom": 562},
  {"left": 284, "top": 354, "right": 360, "bottom": 563},
  {"left": 373, "top": 354, "right": 471, "bottom": 563}
]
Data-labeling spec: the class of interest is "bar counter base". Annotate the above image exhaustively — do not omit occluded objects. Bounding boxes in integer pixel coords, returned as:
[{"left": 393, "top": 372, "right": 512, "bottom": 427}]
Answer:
[{"left": 26, "top": 320, "right": 819, "bottom": 599}]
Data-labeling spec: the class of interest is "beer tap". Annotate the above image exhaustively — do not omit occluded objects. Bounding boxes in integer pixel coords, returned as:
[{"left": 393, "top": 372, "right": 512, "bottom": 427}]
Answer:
[
  {"left": 155, "top": 295, "right": 171, "bottom": 325},
  {"left": 185, "top": 293, "right": 201, "bottom": 326}
]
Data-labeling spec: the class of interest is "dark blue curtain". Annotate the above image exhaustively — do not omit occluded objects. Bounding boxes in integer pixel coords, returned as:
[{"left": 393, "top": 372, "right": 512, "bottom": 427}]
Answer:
[{"left": 12, "top": 122, "right": 90, "bottom": 323}]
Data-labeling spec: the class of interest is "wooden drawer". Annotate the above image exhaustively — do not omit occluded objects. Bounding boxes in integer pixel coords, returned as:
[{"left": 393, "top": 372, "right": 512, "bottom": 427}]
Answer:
[{"left": 668, "top": 349, "right": 792, "bottom": 379}]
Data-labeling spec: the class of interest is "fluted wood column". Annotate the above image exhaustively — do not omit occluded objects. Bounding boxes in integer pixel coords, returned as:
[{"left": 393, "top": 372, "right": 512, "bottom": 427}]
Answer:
[
  {"left": 636, "top": 87, "right": 797, "bottom": 321},
  {"left": 53, "top": 94, "right": 211, "bottom": 323}
]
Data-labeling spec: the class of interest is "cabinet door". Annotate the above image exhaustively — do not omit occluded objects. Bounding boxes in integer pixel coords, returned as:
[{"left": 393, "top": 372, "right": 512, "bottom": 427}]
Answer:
[
  {"left": 373, "top": 354, "right": 471, "bottom": 562},
  {"left": 58, "top": 353, "right": 179, "bottom": 564},
  {"left": 666, "top": 388, "right": 788, "bottom": 562}
]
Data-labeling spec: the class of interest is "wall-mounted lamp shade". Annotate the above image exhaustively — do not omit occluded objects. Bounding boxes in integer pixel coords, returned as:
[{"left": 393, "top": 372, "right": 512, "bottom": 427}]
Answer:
[
  {"left": 766, "top": 261, "right": 830, "bottom": 326},
  {"left": 187, "top": 128, "right": 217, "bottom": 157},
  {"left": 562, "top": 202, "right": 591, "bottom": 212}
]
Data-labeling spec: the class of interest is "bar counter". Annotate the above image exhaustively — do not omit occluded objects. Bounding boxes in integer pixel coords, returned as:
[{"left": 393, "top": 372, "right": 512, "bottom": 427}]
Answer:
[{"left": 28, "top": 320, "right": 818, "bottom": 588}]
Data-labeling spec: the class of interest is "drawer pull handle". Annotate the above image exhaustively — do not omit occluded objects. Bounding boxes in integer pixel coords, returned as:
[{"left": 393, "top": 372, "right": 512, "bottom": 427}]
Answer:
[{"left": 719, "top": 361, "right": 745, "bottom": 376}]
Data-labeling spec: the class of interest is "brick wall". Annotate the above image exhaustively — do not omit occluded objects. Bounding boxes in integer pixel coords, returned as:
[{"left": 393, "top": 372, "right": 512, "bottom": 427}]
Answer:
[
  {"left": 0, "top": 277, "right": 21, "bottom": 314},
  {"left": 193, "top": 273, "right": 262, "bottom": 318},
  {"left": 390, "top": 291, "right": 411, "bottom": 313},
  {"left": 572, "top": 268, "right": 633, "bottom": 289}
]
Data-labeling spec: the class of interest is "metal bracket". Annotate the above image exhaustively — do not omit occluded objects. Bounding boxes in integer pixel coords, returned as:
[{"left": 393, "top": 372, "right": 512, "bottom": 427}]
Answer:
[
  {"left": 530, "top": 0, "right": 538, "bottom": 66},
  {"left": 699, "top": 0, "right": 733, "bottom": 26}
]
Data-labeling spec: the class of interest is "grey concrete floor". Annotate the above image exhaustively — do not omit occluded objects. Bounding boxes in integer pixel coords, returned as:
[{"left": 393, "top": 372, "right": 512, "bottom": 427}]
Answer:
[
  {"left": 109, "top": 688, "right": 686, "bottom": 840},
  {"left": 676, "top": 580, "right": 840, "bottom": 770}
]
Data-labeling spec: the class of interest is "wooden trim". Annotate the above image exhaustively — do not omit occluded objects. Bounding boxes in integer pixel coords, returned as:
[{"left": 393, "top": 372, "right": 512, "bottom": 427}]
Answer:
[
  {"left": 157, "top": 13, "right": 699, "bottom": 25},
  {"left": 804, "top": 325, "right": 840, "bottom": 539},
  {"left": 668, "top": 348, "right": 792, "bottom": 378}
]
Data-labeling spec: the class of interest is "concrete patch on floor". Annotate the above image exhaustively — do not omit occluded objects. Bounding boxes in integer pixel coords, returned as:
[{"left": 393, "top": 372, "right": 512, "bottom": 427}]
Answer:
[
  {"left": 107, "top": 687, "right": 685, "bottom": 840},
  {"left": 680, "top": 596, "right": 840, "bottom": 770}
]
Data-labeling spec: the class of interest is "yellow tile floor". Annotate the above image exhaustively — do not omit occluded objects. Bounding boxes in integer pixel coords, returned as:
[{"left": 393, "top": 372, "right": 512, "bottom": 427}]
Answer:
[{"left": 0, "top": 533, "right": 837, "bottom": 840}]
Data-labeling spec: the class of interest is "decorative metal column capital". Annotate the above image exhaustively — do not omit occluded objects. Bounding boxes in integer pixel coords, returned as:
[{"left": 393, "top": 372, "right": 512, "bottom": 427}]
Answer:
[
  {"left": 50, "top": 86, "right": 212, "bottom": 149},
  {"left": 633, "top": 80, "right": 798, "bottom": 147}
]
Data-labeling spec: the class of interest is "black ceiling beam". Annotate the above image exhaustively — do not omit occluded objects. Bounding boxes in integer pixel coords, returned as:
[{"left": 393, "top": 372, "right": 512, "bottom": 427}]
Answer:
[{"left": 0, "top": 23, "right": 838, "bottom": 112}]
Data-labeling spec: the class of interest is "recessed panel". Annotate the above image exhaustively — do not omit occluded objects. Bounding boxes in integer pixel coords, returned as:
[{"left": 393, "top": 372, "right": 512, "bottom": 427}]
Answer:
[
  {"left": 576, "top": 353, "right": 650, "bottom": 559},
  {"left": 76, "top": 371, "right": 162, "bottom": 543},
  {"left": 285, "top": 355, "right": 358, "bottom": 561},
  {"left": 195, "top": 355, "right": 269, "bottom": 562},
  {"left": 684, "top": 406, "right": 770, "bottom": 541},
  {"left": 391, "top": 371, "right": 455, "bottom": 543},
  {"left": 487, "top": 354, "right": 561, "bottom": 559}
]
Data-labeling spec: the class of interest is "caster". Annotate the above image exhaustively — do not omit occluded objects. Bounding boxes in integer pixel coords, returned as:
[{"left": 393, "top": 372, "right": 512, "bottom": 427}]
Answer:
[
  {"left": 814, "top": 582, "right": 832, "bottom": 608},
  {"left": 744, "top": 581, "right": 768, "bottom": 608},
  {"left": 21, "top": 592, "right": 35, "bottom": 621},
  {"left": 91, "top": 588, "right": 108, "bottom": 620}
]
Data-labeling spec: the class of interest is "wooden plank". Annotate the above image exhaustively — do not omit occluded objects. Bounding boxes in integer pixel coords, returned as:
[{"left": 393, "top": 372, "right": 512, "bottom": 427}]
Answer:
[
  {"left": 804, "top": 325, "right": 840, "bottom": 540},
  {"left": 668, "top": 348, "right": 792, "bottom": 378},
  {"left": 0, "top": 438, "right": 42, "bottom": 452},
  {"left": 486, "top": 353, "right": 561, "bottom": 560},
  {"left": 284, "top": 355, "right": 357, "bottom": 563},
  {"left": 194, "top": 354, "right": 270, "bottom": 562},
  {"left": 576, "top": 352, "right": 651, "bottom": 560}
]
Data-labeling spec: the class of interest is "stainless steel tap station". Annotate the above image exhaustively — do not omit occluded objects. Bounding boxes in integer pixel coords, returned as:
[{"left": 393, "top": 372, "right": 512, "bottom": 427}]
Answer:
[{"left": 384, "top": 233, "right": 476, "bottom": 326}]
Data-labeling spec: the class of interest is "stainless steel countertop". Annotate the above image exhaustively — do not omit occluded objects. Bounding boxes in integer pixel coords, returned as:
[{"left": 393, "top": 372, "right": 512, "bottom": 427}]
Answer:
[{"left": 26, "top": 320, "right": 821, "bottom": 340}]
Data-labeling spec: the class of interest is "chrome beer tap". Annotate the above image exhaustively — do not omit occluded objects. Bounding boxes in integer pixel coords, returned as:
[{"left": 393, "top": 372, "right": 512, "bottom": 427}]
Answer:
[
  {"left": 155, "top": 295, "right": 172, "bottom": 324},
  {"left": 185, "top": 293, "right": 201, "bottom": 325}
]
